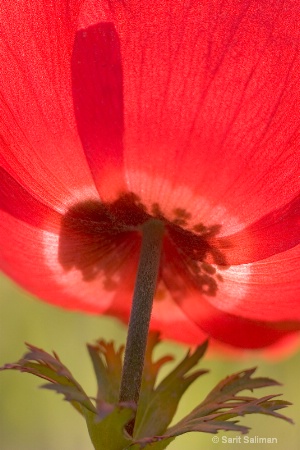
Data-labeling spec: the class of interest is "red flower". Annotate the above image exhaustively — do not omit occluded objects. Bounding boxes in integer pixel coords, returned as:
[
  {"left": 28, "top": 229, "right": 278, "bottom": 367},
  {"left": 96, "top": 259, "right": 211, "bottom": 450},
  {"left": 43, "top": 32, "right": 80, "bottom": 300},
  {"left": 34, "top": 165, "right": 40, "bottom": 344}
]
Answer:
[{"left": 0, "top": 1, "right": 299, "bottom": 349}]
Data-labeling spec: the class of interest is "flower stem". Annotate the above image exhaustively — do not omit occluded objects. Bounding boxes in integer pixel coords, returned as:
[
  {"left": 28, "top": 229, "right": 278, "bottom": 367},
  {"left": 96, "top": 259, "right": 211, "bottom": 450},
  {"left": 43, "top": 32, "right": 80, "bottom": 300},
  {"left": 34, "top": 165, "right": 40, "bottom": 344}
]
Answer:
[{"left": 119, "top": 218, "right": 164, "bottom": 433}]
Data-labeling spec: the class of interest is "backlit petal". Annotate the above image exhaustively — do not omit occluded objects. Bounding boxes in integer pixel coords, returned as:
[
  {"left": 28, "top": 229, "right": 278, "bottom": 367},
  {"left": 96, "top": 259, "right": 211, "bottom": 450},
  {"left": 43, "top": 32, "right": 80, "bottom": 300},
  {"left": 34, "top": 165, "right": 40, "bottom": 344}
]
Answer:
[
  {"left": 162, "top": 255, "right": 299, "bottom": 349},
  {"left": 1, "top": 1, "right": 299, "bottom": 352},
  {"left": 0, "top": 0, "right": 98, "bottom": 211},
  {"left": 72, "top": 20, "right": 127, "bottom": 200},
  {"left": 108, "top": 0, "right": 300, "bottom": 259},
  {"left": 0, "top": 207, "right": 140, "bottom": 315},
  {"left": 206, "top": 245, "right": 300, "bottom": 322}
]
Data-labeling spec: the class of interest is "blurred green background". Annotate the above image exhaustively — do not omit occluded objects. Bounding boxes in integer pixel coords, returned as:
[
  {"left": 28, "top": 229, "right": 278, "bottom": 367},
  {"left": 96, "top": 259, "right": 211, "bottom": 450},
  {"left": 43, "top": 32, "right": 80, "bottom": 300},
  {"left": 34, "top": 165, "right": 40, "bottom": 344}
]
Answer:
[{"left": 1, "top": 273, "right": 299, "bottom": 450}]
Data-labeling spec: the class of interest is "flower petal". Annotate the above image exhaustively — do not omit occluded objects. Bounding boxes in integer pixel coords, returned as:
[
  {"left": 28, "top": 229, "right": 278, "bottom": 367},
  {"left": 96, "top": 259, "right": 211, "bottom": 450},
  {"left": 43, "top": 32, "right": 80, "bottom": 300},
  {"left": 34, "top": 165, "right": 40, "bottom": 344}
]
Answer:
[
  {"left": 1, "top": 1, "right": 299, "bottom": 352},
  {"left": 107, "top": 0, "right": 299, "bottom": 257},
  {"left": 0, "top": 173, "right": 141, "bottom": 315},
  {"left": 206, "top": 244, "right": 300, "bottom": 322},
  {"left": 162, "top": 264, "right": 299, "bottom": 349},
  {"left": 0, "top": 168, "right": 61, "bottom": 232},
  {"left": 71, "top": 21, "right": 127, "bottom": 201},
  {"left": 0, "top": 208, "right": 142, "bottom": 316},
  {"left": 0, "top": 0, "right": 98, "bottom": 211},
  {"left": 0, "top": 181, "right": 207, "bottom": 345},
  {"left": 209, "top": 193, "right": 300, "bottom": 264},
  {"left": 158, "top": 234, "right": 300, "bottom": 348}
]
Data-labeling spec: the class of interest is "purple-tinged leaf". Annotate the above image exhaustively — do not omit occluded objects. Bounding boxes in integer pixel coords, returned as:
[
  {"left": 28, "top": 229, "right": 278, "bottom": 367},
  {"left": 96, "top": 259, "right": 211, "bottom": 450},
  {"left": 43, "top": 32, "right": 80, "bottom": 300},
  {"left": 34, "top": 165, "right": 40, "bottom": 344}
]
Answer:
[
  {"left": 1, "top": 337, "right": 293, "bottom": 450},
  {"left": 134, "top": 367, "right": 293, "bottom": 445},
  {"left": 1, "top": 343, "right": 95, "bottom": 415}
]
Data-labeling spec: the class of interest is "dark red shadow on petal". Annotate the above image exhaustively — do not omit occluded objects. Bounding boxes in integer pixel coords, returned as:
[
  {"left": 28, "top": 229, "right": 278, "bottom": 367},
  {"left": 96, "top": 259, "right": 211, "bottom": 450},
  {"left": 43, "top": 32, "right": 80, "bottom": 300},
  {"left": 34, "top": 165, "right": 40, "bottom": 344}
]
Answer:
[
  {"left": 58, "top": 193, "right": 226, "bottom": 293},
  {"left": 71, "top": 23, "right": 125, "bottom": 194},
  {"left": 163, "top": 224, "right": 227, "bottom": 297},
  {"left": 210, "top": 193, "right": 300, "bottom": 265},
  {"left": 58, "top": 194, "right": 146, "bottom": 283},
  {"left": 0, "top": 168, "right": 61, "bottom": 231}
]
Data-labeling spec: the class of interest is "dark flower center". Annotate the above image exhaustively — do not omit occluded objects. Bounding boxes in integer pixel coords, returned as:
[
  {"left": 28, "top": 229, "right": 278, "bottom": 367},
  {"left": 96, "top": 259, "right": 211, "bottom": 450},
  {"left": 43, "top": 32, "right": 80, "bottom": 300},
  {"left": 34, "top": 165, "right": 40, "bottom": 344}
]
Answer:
[{"left": 58, "top": 192, "right": 226, "bottom": 297}]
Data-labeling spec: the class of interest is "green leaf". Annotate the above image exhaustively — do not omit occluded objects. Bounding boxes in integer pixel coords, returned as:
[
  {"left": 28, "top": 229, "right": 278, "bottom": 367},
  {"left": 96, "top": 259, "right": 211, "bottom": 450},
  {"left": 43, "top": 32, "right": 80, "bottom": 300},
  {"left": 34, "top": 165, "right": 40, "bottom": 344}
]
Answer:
[
  {"left": 1, "top": 342, "right": 138, "bottom": 450},
  {"left": 1, "top": 343, "right": 95, "bottom": 415},
  {"left": 174, "top": 367, "right": 293, "bottom": 427},
  {"left": 1, "top": 338, "right": 293, "bottom": 450},
  {"left": 132, "top": 367, "right": 293, "bottom": 447},
  {"left": 84, "top": 405, "right": 134, "bottom": 450},
  {"left": 87, "top": 340, "right": 124, "bottom": 405},
  {"left": 134, "top": 333, "right": 208, "bottom": 438}
]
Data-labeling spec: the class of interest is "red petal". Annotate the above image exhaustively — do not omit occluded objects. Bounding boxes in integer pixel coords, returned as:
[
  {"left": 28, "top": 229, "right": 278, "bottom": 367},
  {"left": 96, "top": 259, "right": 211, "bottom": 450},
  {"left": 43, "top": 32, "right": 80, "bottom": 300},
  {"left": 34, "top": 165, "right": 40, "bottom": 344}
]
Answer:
[
  {"left": 162, "top": 237, "right": 300, "bottom": 348},
  {"left": 209, "top": 194, "right": 300, "bottom": 264},
  {"left": 163, "top": 273, "right": 299, "bottom": 349},
  {"left": 107, "top": 0, "right": 299, "bottom": 257},
  {"left": 205, "top": 244, "right": 300, "bottom": 322},
  {"left": 200, "top": 311, "right": 298, "bottom": 350},
  {"left": 71, "top": 21, "right": 127, "bottom": 201},
  {"left": 1, "top": 1, "right": 299, "bottom": 352},
  {"left": 0, "top": 183, "right": 207, "bottom": 345},
  {"left": 0, "top": 207, "right": 141, "bottom": 315},
  {"left": 0, "top": 168, "right": 61, "bottom": 232},
  {"left": 0, "top": 1, "right": 98, "bottom": 211},
  {"left": 0, "top": 171, "right": 141, "bottom": 315},
  {"left": 209, "top": 333, "right": 300, "bottom": 358}
]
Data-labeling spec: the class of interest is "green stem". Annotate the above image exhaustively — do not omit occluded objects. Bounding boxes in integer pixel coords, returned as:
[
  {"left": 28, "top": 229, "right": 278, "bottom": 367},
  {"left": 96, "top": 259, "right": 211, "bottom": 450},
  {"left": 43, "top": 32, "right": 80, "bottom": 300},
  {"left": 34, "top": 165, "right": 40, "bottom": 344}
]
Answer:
[{"left": 119, "top": 219, "right": 165, "bottom": 433}]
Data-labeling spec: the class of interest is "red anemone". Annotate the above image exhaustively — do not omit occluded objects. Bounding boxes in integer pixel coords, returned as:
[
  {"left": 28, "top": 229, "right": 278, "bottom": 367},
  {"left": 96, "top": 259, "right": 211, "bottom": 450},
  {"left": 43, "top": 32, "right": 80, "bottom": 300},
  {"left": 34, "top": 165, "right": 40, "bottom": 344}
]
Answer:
[{"left": 0, "top": 0, "right": 299, "bottom": 349}]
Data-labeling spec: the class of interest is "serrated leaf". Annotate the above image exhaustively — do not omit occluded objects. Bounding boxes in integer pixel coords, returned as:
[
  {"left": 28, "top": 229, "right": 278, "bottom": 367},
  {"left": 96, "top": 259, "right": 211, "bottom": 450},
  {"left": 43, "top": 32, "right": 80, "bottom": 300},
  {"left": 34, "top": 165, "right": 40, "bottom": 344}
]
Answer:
[
  {"left": 1, "top": 338, "right": 293, "bottom": 450},
  {"left": 203, "top": 367, "right": 280, "bottom": 404},
  {"left": 178, "top": 368, "right": 293, "bottom": 424},
  {"left": 134, "top": 336, "right": 208, "bottom": 439},
  {"left": 42, "top": 383, "right": 93, "bottom": 408},
  {"left": 0, "top": 343, "right": 95, "bottom": 415},
  {"left": 87, "top": 340, "right": 124, "bottom": 404},
  {"left": 135, "top": 367, "right": 293, "bottom": 445},
  {"left": 1, "top": 342, "right": 137, "bottom": 449}
]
